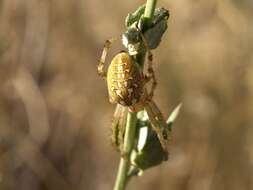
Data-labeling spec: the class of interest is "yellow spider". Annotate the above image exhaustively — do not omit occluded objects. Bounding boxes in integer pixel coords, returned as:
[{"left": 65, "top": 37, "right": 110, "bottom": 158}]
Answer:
[{"left": 98, "top": 28, "right": 170, "bottom": 155}]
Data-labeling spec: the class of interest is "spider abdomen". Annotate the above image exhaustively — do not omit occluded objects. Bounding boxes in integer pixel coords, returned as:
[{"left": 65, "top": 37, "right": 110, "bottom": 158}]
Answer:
[{"left": 107, "top": 52, "right": 144, "bottom": 106}]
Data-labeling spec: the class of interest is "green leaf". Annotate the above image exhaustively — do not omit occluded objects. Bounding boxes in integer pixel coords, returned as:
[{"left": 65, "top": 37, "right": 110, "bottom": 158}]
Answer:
[
  {"left": 153, "top": 8, "right": 170, "bottom": 25},
  {"left": 167, "top": 103, "right": 182, "bottom": 130},
  {"left": 144, "top": 19, "right": 168, "bottom": 49},
  {"left": 125, "top": 6, "right": 170, "bottom": 50},
  {"left": 133, "top": 129, "right": 168, "bottom": 171},
  {"left": 129, "top": 104, "right": 182, "bottom": 175},
  {"left": 143, "top": 8, "right": 170, "bottom": 49},
  {"left": 129, "top": 110, "right": 168, "bottom": 176},
  {"left": 125, "top": 5, "right": 146, "bottom": 28}
]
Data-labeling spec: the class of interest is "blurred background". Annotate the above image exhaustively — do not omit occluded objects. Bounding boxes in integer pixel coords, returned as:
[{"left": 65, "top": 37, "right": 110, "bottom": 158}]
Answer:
[{"left": 0, "top": 0, "right": 253, "bottom": 190}]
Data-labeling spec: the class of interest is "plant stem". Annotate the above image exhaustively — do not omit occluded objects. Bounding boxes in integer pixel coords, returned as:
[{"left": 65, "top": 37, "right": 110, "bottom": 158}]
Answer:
[
  {"left": 113, "top": 112, "right": 137, "bottom": 190},
  {"left": 137, "top": 0, "right": 157, "bottom": 67},
  {"left": 144, "top": 0, "right": 157, "bottom": 21},
  {"left": 143, "top": 0, "right": 157, "bottom": 29},
  {"left": 123, "top": 112, "right": 138, "bottom": 154},
  {"left": 113, "top": 1, "right": 157, "bottom": 190}
]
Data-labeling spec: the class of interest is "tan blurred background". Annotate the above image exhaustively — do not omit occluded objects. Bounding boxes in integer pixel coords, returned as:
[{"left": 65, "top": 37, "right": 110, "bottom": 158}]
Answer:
[{"left": 0, "top": 0, "right": 253, "bottom": 190}]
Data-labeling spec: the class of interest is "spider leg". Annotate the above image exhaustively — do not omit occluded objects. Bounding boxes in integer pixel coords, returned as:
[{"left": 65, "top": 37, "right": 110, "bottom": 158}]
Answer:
[
  {"left": 138, "top": 30, "right": 157, "bottom": 100},
  {"left": 118, "top": 107, "right": 128, "bottom": 154},
  {"left": 145, "top": 53, "right": 157, "bottom": 101},
  {"left": 111, "top": 104, "right": 128, "bottom": 150},
  {"left": 98, "top": 37, "right": 118, "bottom": 79},
  {"left": 144, "top": 100, "right": 170, "bottom": 154},
  {"left": 111, "top": 105, "right": 134, "bottom": 161}
]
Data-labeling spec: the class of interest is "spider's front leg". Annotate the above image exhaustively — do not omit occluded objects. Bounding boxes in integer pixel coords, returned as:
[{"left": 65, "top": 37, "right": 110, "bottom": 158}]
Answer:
[
  {"left": 145, "top": 51, "right": 157, "bottom": 100},
  {"left": 138, "top": 31, "right": 157, "bottom": 100},
  {"left": 98, "top": 38, "right": 118, "bottom": 79}
]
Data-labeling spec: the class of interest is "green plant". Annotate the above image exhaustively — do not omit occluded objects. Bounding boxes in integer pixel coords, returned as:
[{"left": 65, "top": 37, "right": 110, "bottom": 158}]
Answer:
[{"left": 98, "top": 1, "right": 181, "bottom": 189}]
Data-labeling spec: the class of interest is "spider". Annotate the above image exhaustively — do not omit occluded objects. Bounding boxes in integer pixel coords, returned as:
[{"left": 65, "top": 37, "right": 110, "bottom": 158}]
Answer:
[{"left": 98, "top": 26, "right": 170, "bottom": 155}]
